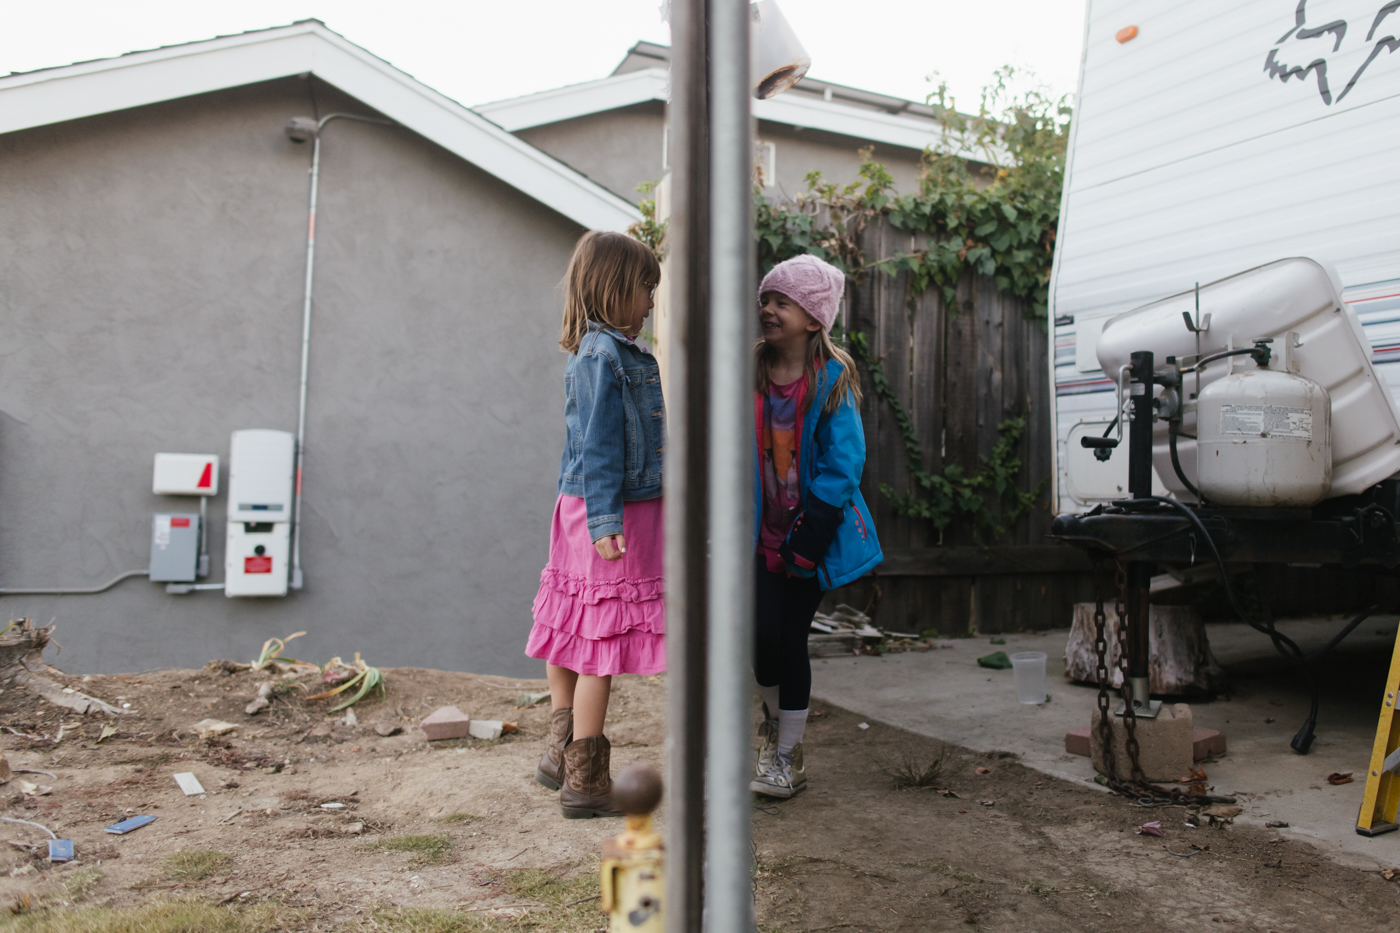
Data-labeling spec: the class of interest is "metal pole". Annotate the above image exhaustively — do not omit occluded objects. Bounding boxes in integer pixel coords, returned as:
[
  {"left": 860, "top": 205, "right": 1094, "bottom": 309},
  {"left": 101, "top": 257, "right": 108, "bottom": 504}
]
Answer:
[
  {"left": 1126, "top": 350, "right": 1155, "bottom": 712},
  {"left": 664, "top": 0, "right": 711, "bottom": 928},
  {"left": 705, "top": 0, "right": 755, "bottom": 929},
  {"left": 289, "top": 130, "right": 322, "bottom": 592},
  {"left": 287, "top": 112, "right": 393, "bottom": 592}
]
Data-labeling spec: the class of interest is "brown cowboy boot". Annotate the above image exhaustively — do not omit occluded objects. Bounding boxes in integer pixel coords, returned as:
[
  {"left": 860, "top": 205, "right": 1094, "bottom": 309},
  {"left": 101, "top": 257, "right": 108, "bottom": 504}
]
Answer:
[
  {"left": 535, "top": 707, "right": 573, "bottom": 791},
  {"left": 559, "top": 734, "right": 623, "bottom": 819}
]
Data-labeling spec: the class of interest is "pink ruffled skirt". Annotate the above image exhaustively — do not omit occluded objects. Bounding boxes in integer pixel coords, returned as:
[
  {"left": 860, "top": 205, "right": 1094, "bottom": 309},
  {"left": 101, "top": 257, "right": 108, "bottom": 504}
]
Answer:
[{"left": 527, "top": 495, "right": 665, "bottom": 676}]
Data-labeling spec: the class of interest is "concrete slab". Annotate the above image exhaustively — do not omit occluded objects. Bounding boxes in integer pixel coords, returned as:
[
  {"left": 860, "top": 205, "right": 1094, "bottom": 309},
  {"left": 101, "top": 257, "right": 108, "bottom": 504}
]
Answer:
[{"left": 811, "top": 615, "right": 1400, "bottom": 870}]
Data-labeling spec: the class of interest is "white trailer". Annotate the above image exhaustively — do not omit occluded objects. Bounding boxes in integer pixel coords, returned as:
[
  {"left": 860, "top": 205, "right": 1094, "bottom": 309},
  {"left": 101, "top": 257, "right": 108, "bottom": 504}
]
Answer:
[{"left": 1050, "top": 0, "right": 1400, "bottom": 511}]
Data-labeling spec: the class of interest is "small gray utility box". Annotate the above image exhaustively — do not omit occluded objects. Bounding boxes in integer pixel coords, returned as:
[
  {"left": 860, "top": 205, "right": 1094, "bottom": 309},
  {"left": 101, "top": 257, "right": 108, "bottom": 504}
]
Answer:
[{"left": 149, "top": 513, "right": 200, "bottom": 583}]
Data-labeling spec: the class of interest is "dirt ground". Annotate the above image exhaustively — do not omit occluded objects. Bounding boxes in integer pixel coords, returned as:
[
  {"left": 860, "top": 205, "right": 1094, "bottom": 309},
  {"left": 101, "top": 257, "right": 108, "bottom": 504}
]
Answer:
[{"left": 0, "top": 658, "right": 1397, "bottom": 931}]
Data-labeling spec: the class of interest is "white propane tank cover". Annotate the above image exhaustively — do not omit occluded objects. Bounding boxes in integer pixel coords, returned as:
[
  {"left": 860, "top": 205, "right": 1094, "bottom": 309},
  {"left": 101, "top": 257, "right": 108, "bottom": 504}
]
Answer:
[
  {"left": 1196, "top": 369, "right": 1332, "bottom": 507},
  {"left": 153, "top": 453, "right": 219, "bottom": 496},
  {"left": 226, "top": 430, "right": 295, "bottom": 523},
  {"left": 1096, "top": 258, "right": 1400, "bottom": 499}
]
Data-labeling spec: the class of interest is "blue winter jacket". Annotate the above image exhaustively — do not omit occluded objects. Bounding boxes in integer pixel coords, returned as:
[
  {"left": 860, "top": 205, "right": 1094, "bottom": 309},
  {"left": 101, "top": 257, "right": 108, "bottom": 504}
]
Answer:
[
  {"left": 558, "top": 322, "right": 665, "bottom": 541},
  {"left": 753, "top": 358, "right": 882, "bottom": 589}
]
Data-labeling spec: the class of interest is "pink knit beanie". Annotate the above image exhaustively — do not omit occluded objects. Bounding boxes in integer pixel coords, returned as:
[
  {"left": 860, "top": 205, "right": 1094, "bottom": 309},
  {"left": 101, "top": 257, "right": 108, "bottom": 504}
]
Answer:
[{"left": 759, "top": 254, "right": 846, "bottom": 332}]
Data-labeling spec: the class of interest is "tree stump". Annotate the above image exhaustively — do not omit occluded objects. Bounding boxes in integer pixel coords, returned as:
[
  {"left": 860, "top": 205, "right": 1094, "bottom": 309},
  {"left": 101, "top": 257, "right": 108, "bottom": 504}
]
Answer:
[
  {"left": 0, "top": 618, "right": 128, "bottom": 716},
  {"left": 1064, "top": 603, "right": 1227, "bottom": 696}
]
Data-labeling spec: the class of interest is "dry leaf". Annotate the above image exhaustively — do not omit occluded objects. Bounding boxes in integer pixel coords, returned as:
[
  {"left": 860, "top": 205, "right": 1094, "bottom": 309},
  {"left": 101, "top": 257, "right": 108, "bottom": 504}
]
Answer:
[
  {"left": 975, "top": 767, "right": 991, "bottom": 775},
  {"left": 1381, "top": 868, "right": 1399, "bottom": 881},
  {"left": 1136, "top": 820, "right": 1164, "bottom": 837},
  {"left": 1326, "top": 772, "right": 1354, "bottom": 786}
]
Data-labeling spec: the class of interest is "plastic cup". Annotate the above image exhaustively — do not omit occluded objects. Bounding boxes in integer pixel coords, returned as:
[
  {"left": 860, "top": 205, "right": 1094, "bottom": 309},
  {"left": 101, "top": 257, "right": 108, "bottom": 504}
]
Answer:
[{"left": 1010, "top": 651, "right": 1048, "bottom": 704}]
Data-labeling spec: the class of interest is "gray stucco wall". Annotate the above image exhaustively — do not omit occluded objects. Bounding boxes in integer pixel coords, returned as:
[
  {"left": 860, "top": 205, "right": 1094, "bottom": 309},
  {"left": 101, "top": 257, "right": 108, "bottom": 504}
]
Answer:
[
  {"left": 0, "top": 78, "right": 581, "bottom": 676},
  {"left": 753, "top": 120, "right": 925, "bottom": 200},
  {"left": 513, "top": 103, "right": 935, "bottom": 205},
  {"left": 515, "top": 102, "right": 667, "bottom": 205}
]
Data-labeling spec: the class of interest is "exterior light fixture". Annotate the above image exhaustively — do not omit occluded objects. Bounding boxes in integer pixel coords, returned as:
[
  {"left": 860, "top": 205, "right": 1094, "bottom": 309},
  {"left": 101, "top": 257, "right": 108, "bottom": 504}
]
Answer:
[{"left": 751, "top": 0, "right": 810, "bottom": 99}]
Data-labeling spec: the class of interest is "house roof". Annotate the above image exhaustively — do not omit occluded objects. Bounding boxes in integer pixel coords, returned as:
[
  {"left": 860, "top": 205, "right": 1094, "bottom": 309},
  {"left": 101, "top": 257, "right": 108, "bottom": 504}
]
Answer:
[
  {"left": 0, "top": 21, "right": 641, "bottom": 232},
  {"left": 478, "top": 41, "right": 973, "bottom": 160}
]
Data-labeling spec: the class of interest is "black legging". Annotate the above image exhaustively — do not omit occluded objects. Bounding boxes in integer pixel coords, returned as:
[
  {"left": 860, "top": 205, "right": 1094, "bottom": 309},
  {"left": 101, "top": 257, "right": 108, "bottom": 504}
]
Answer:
[{"left": 754, "top": 559, "right": 825, "bottom": 711}]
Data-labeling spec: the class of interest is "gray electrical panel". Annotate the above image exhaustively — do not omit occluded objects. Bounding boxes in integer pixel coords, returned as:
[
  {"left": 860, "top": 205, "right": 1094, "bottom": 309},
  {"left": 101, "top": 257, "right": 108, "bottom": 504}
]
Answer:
[{"left": 150, "top": 513, "right": 200, "bottom": 583}]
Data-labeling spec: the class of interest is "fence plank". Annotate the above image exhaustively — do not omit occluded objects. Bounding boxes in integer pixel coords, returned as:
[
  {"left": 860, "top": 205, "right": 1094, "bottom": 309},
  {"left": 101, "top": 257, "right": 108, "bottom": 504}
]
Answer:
[{"left": 835, "top": 216, "right": 1067, "bottom": 633}]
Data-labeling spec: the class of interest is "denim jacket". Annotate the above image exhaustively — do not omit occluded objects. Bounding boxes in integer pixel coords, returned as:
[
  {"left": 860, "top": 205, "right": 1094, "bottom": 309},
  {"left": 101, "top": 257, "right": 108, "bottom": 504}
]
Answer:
[
  {"left": 752, "top": 358, "right": 882, "bottom": 590},
  {"left": 559, "top": 322, "right": 665, "bottom": 540}
]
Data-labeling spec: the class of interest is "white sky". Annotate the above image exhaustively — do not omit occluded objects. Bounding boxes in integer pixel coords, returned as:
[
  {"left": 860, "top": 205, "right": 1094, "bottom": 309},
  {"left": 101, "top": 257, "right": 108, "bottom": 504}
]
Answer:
[{"left": 0, "top": 1, "right": 1087, "bottom": 111}]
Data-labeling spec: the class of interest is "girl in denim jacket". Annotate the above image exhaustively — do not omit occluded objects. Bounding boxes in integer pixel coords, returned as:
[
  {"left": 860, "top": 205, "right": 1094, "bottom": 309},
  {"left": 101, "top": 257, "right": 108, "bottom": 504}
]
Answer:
[
  {"left": 750, "top": 254, "right": 882, "bottom": 800},
  {"left": 528, "top": 231, "right": 665, "bottom": 819}
]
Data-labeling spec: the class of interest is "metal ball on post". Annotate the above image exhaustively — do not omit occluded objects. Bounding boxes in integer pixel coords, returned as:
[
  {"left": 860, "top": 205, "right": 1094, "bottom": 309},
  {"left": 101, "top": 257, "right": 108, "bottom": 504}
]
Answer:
[{"left": 601, "top": 765, "right": 665, "bottom": 931}]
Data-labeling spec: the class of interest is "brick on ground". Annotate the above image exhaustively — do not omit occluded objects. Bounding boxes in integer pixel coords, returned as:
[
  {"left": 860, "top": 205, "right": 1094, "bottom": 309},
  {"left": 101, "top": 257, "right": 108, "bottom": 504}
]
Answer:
[
  {"left": 421, "top": 705, "right": 472, "bottom": 740},
  {"left": 1066, "top": 723, "right": 1225, "bottom": 761}
]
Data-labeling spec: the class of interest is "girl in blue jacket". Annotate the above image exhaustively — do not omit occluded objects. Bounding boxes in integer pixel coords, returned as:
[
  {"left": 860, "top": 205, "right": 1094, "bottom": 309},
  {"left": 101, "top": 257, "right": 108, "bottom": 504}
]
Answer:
[{"left": 751, "top": 254, "right": 883, "bottom": 799}]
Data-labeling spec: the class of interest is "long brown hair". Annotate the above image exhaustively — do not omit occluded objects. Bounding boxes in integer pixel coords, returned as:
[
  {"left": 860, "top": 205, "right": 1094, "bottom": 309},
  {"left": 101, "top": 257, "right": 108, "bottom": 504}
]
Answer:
[
  {"left": 559, "top": 231, "right": 660, "bottom": 353},
  {"left": 755, "top": 328, "right": 863, "bottom": 415}
]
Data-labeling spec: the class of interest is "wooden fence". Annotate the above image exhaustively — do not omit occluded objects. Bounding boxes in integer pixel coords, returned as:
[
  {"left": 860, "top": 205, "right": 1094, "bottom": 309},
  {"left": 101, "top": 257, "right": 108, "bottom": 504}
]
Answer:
[{"left": 828, "top": 217, "right": 1094, "bottom": 634}]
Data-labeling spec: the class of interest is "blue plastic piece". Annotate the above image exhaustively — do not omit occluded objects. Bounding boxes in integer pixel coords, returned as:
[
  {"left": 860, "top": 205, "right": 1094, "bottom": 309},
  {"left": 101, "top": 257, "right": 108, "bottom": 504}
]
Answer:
[
  {"left": 47, "top": 839, "right": 73, "bottom": 861},
  {"left": 104, "top": 815, "right": 157, "bottom": 835}
]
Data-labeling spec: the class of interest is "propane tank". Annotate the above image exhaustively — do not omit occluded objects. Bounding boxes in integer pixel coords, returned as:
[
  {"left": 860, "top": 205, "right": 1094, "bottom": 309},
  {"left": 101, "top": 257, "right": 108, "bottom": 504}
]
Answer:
[{"left": 1196, "top": 335, "right": 1331, "bottom": 507}]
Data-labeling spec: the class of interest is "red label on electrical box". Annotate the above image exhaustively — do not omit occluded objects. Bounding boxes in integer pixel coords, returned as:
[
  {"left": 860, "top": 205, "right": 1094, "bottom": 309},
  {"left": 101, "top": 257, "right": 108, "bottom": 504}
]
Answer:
[
  {"left": 196, "top": 462, "right": 213, "bottom": 488},
  {"left": 170, "top": 517, "right": 191, "bottom": 528},
  {"left": 244, "top": 556, "right": 273, "bottom": 574}
]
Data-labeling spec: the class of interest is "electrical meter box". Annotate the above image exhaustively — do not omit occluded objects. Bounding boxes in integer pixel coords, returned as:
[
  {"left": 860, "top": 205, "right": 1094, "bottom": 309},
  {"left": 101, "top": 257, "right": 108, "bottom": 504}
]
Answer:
[
  {"left": 152, "top": 453, "right": 219, "bottom": 496},
  {"left": 149, "top": 513, "right": 201, "bottom": 582},
  {"left": 225, "top": 429, "right": 295, "bottom": 597}
]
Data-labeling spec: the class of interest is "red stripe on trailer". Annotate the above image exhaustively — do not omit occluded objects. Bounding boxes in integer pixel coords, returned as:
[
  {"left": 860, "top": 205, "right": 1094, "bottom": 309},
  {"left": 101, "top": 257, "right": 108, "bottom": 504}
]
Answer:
[{"left": 196, "top": 462, "right": 213, "bottom": 488}]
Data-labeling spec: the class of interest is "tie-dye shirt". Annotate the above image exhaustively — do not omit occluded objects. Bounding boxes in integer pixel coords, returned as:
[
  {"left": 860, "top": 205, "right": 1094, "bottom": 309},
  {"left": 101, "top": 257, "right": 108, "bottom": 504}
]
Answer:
[{"left": 758, "top": 377, "right": 806, "bottom": 573}]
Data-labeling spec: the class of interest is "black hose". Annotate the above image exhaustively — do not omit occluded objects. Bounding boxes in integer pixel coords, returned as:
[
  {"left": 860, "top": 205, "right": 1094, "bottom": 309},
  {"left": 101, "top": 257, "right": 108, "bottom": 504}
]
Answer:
[
  {"left": 1110, "top": 496, "right": 1377, "bottom": 753},
  {"left": 1167, "top": 427, "right": 1200, "bottom": 500}
]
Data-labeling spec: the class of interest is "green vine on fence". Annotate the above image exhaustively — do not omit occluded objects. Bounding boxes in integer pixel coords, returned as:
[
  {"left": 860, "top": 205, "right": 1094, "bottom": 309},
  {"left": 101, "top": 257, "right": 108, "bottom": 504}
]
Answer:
[
  {"left": 757, "top": 66, "right": 1070, "bottom": 322},
  {"left": 846, "top": 331, "right": 1047, "bottom": 541},
  {"left": 791, "top": 70, "right": 1067, "bottom": 539}
]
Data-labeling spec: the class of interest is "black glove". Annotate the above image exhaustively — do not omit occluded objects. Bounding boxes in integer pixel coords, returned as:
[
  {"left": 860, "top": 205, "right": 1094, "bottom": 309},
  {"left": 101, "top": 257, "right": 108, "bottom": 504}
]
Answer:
[{"left": 779, "top": 494, "right": 843, "bottom": 571}]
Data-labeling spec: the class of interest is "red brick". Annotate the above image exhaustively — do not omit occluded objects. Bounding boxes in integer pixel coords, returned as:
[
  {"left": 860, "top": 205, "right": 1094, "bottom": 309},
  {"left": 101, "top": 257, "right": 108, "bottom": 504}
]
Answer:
[
  {"left": 421, "top": 705, "right": 472, "bottom": 741},
  {"left": 1193, "top": 726, "right": 1226, "bottom": 761},
  {"left": 1065, "top": 726, "right": 1091, "bottom": 757}
]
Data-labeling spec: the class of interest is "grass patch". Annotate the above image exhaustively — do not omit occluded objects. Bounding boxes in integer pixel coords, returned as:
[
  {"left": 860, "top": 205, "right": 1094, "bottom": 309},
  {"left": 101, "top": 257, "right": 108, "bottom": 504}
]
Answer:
[
  {"left": 359, "top": 907, "right": 491, "bottom": 932},
  {"left": 57, "top": 868, "right": 103, "bottom": 904},
  {"left": 159, "top": 849, "right": 231, "bottom": 882},
  {"left": 354, "top": 866, "right": 600, "bottom": 932},
  {"left": 367, "top": 834, "right": 453, "bottom": 867},
  {"left": 438, "top": 812, "right": 480, "bottom": 824},
  {"left": 875, "top": 743, "right": 953, "bottom": 789},
  {"left": 0, "top": 898, "right": 305, "bottom": 932}
]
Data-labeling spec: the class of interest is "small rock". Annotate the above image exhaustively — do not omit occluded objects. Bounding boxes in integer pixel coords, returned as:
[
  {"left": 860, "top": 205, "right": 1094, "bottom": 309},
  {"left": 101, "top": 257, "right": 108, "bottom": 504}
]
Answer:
[
  {"left": 310, "top": 722, "right": 334, "bottom": 738},
  {"left": 374, "top": 722, "right": 403, "bottom": 737},
  {"left": 10, "top": 865, "right": 36, "bottom": 877},
  {"left": 0, "top": 755, "right": 10, "bottom": 784},
  {"left": 342, "top": 822, "right": 365, "bottom": 835},
  {"left": 192, "top": 719, "right": 238, "bottom": 739},
  {"left": 515, "top": 691, "right": 550, "bottom": 708},
  {"left": 342, "top": 710, "right": 358, "bottom": 728},
  {"left": 469, "top": 720, "right": 504, "bottom": 741}
]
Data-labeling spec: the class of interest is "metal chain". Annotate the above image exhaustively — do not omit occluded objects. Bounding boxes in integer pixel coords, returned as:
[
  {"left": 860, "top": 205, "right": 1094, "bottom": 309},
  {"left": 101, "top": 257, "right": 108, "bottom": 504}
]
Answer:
[
  {"left": 1090, "top": 556, "right": 1234, "bottom": 809},
  {"left": 1091, "top": 557, "right": 1118, "bottom": 787},
  {"left": 1114, "top": 562, "right": 1149, "bottom": 787}
]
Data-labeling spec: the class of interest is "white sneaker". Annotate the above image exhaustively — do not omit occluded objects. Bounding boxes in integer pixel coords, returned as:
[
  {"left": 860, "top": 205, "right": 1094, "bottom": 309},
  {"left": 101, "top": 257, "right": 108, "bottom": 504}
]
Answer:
[
  {"left": 755, "top": 716, "right": 779, "bottom": 777},
  {"left": 750, "top": 745, "right": 806, "bottom": 799}
]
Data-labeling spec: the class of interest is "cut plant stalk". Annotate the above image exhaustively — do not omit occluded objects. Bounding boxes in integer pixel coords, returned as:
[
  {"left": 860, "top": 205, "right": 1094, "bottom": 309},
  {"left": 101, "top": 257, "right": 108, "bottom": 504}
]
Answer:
[{"left": 306, "top": 653, "right": 384, "bottom": 711}]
